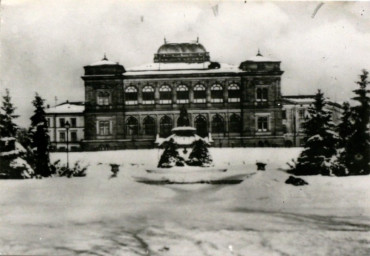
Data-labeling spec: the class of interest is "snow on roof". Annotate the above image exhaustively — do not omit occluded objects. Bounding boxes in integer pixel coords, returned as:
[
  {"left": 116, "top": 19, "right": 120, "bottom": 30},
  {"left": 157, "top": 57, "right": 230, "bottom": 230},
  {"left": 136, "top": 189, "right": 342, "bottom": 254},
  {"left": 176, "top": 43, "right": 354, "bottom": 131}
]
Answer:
[
  {"left": 246, "top": 55, "right": 278, "bottom": 62},
  {"left": 285, "top": 98, "right": 315, "bottom": 104},
  {"left": 45, "top": 103, "right": 84, "bottom": 114},
  {"left": 125, "top": 62, "right": 241, "bottom": 76},
  {"left": 128, "top": 62, "right": 211, "bottom": 71},
  {"left": 282, "top": 95, "right": 315, "bottom": 105},
  {"left": 89, "top": 59, "right": 118, "bottom": 66}
]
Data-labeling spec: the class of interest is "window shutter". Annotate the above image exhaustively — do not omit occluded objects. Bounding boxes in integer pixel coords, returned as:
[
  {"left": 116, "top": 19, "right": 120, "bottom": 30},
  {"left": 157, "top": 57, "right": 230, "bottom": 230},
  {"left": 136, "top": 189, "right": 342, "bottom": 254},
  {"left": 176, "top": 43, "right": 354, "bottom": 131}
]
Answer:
[
  {"left": 109, "top": 120, "right": 113, "bottom": 135},
  {"left": 96, "top": 121, "right": 100, "bottom": 135}
]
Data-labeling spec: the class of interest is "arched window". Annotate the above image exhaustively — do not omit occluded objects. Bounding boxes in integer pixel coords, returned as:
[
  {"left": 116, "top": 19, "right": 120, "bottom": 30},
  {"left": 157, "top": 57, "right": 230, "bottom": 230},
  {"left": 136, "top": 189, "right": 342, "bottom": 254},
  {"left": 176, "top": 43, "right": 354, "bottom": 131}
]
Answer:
[
  {"left": 142, "top": 86, "right": 155, "bottom": 105},
  {"left": 228, "top": 84, "right": 240, "bottom": 102},
  {"left": 159, "top": 85, "right": 172, "bottom": 104},
  {"left": 176, "top": 85, "right": 189, "bottom": 104},
  {"left": 194, "top": 115, "right": 208, "bottom": 137},
  {"left": 211, "top": 84, "right": 223, "bottom": 103},
  {"left": 125, "top": 86, "right": 138, "bottom": 105},
  {"left": 256, "top": 87, "right": 268, "bottom": 102},
  {"left": 229, "top": 114, "right": 241, "bottom": 133},
  {"left": 97, "top": 91, "right": 110, "bottom": 105},
  {"left": 143, "top": 116, "right": 156, "bottom": 135},
  {"left": 126, "top": 116, "right": 138, "bottom": 136},
  {"left": 212, "top": 114, "right": 224, "bottom": 133},
  {"left": 160, "top": 116, "right": 172, "bottom": 137},
  {"left": 194, "top": 84, "right": 206, "bottom": 103}
]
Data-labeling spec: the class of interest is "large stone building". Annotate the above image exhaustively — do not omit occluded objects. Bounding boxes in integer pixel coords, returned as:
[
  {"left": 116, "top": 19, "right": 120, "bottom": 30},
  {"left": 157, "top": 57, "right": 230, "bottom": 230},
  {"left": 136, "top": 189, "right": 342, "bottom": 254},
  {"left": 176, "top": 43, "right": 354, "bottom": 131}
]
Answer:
[{"left": 81, "top": 41, "right": 286, "bottom": 150}]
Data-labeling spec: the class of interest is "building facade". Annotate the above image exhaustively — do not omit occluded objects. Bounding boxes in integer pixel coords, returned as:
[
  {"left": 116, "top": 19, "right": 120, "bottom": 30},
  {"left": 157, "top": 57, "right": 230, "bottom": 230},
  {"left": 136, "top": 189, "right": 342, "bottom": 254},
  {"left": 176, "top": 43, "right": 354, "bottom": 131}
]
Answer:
[
  {"left": 81, "top": 42, "right": 286, "bottom": 150},
  {"left": 45, "top": 102, "right": 84, "bottom": 151},
  {"left": 282, "top": 95, "right": 342, "bottom": 147}
]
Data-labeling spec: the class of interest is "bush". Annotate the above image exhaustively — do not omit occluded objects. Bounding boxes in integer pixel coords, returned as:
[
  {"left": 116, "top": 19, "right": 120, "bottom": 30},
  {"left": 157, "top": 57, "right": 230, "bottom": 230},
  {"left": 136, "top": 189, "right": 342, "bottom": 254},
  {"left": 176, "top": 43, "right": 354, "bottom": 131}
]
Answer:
[
  {"left": 186, "top": 140, "right": 213, "bottom": 167},
  {"left": 51, "top": 160, "right": 88, "bottom": 178},
  {"left": 157, "top": 139, "right": 185, "bottom": 168}
]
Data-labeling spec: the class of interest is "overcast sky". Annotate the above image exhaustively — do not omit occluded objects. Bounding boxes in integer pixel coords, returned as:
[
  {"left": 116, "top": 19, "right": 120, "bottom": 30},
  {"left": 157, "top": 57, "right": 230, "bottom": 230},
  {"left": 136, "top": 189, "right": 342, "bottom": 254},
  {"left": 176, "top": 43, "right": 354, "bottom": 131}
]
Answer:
[{"left": 1, "top": 0, "right": 369, "bottom": 127}]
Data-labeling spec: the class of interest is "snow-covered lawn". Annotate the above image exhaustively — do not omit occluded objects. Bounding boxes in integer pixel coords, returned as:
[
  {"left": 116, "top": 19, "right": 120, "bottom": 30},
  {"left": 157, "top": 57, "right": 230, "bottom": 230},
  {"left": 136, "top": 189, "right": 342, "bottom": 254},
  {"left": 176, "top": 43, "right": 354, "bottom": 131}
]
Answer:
[{"left": 1, "top": 148, "right": 369, "bottom": 255}]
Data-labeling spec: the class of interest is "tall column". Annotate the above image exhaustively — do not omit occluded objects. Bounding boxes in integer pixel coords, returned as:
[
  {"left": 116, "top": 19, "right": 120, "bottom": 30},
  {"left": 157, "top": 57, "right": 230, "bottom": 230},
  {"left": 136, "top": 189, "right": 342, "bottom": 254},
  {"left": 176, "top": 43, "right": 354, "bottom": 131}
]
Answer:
[
  {"left": 206, "top": 85, "right": 211, "bottom": 107},
  {"left": 223, "top": 84, "right": 228, "bottom": 104},
  {"left": 189, "top": 85, "right": 194, "bottom": 103},
  {"left": 208, "top": 113, "right": 212, "bottom": 133},
  {"left": 138, "top": 86, "right": 143, "bottom": 105},
  {"left": 156, "top": 114, "right": 160, "bottom": 135},
  {"left": 172, "top": 86, "right": 177, "bottom": 105},
  {"left": 155, "top": 86, "right": 160, "bottom": 104},
  {"left": 139, "top": 115, "right": 143, "bottom": 136}
]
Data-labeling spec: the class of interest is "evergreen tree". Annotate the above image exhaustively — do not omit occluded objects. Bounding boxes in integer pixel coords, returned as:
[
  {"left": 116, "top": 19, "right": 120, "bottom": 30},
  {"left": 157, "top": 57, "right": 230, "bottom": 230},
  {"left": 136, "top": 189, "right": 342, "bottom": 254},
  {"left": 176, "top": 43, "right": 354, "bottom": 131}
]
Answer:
[
  {"left": 337, "top": 102, "right": 355, "bottom": 148},
  {"left": 291, "top": 90, "right": 338, "bottom": 175},
  {"left": 187, "top": 140, "right": 213, "bottom": 167},
  {"left": 0, "top": 89, "right": 34, "bottom": 179},
  {"left": 29, "top": 93, "right": 51, "bottom": 177},
  {"left": 0, "top": 89, "right": 18, "bottom": 137},
  {"left": 157, "top": 139, "right": 185, "bottom": 168},
  {"left": 345, "top": 70, "right": 370, "bottom": 175},
  {"left": 331, "top": 102, "right": 354, "bottom": 176}
]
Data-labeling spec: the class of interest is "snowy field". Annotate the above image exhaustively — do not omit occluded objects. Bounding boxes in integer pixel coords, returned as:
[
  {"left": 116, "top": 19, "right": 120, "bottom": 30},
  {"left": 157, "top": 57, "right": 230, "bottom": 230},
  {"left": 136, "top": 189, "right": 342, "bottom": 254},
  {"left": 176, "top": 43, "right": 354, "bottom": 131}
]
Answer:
[{"left": 1, "top": 148, "right": 370, "bottom": 256}]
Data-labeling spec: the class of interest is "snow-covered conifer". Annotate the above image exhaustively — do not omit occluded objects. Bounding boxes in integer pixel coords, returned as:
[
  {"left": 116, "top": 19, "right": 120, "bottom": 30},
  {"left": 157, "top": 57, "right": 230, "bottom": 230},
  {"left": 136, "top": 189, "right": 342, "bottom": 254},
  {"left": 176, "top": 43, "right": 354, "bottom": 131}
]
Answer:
[
  {"left": 337, "top": 102, "right": 355, "bottom": 148},
  {"left": 187, "top": 140, "right": 213, "bottom": 167},
  {"left": 344, "top": 70, "right": 370, "bottom": 175},
  {"left": 0, "top": 89, "right": 34, "bottom": 179},
  {"left": 157, "top": 139, "right": 185, "bottom": 168},
  {"left": 29, "top": 93, "right": 51, "bottom": 177},
  {"left": 0, "top": 89, "right": 18, "bottom": 138},
  {"left": 291, "top": 90, "right": 338, "bottom": 175}
]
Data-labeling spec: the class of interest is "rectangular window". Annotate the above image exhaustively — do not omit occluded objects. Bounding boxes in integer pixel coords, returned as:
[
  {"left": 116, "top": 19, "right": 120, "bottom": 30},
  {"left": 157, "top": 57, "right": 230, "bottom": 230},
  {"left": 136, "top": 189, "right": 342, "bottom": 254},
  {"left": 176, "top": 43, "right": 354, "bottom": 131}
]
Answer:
[
  {"left": 71, "top": 118, "right": 77, "bottom": 128},
  {"left": 98, "top": 96, "right": 109, "bottom": 105},
  {"left": 257, "top": 116, "right": 269, "bottom": 132},
  {"left": 299, "top": 109, "right": 305, "bottom": 119},
  {"left": 47, "top": 118, "right": 51, "bottom": 127},
  {"left": 99, "top": 121, "right": 110, "bottom": 136},
  {"left": 59, "top": 131, "right": 66, "bottom": 142},
  {"left": 282, "top": 110, "right": 287, "bottom": 119},
  {"left": 256, "top": 87, "right": 268, "bottom": 102},
  {"left": 59, "top": 118, "right": 65, "bottom": 127},
  {"left": 71, "top": 131, "right": 77, "bottom": 142}
]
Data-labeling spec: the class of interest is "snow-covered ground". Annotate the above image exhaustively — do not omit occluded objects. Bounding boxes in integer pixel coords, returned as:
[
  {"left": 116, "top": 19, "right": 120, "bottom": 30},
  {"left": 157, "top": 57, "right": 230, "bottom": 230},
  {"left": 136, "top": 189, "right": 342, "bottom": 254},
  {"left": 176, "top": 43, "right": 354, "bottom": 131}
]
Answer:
[{"left": 1, "top": 148, "right": 369, "bottom": 255}]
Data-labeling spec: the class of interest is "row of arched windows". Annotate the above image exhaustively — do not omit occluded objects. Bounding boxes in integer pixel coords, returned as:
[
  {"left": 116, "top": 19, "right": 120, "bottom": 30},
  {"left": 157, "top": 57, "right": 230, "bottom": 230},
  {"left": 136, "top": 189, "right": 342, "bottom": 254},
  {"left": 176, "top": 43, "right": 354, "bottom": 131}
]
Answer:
[
  {"left": 124, "top": 84, "right": 241, "bottom": 105},
  {"left": 96, "top": 86, "right": 269, "bottom": 106},
  {"left": 124, "top": 114, "right": 242, "bottom": 137}
]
